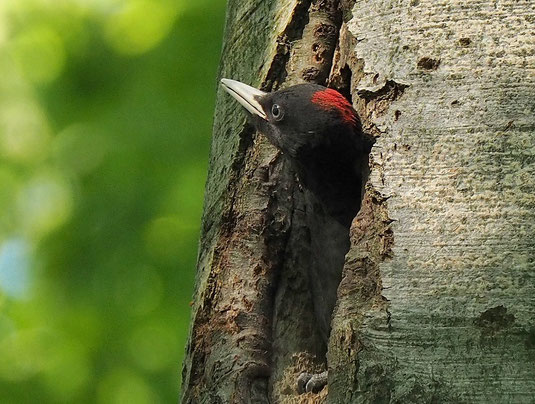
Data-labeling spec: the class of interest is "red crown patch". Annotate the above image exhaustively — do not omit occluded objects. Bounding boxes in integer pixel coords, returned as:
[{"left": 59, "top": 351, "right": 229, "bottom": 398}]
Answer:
[{"left": 311, "top": 88, "right": 357, "bottom": 126}]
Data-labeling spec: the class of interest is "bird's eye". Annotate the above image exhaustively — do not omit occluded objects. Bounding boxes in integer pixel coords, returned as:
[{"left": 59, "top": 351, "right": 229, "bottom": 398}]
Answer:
[{"left": 271, "top": 104, "right": 284, "bottom": 121}]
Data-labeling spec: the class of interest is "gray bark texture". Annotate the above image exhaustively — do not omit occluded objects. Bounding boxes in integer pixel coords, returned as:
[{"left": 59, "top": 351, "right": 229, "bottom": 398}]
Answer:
[{"left": 181, "top": 0, "right": 535, "bottom": 403}]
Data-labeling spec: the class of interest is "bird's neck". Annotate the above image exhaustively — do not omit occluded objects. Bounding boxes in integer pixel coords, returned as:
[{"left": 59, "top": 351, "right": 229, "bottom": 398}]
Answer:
[{"left": 292, "top": 142, "right": 363, "bottom": 228}]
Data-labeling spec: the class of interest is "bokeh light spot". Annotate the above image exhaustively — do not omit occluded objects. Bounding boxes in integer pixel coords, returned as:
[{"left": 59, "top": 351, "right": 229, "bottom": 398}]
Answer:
[
  {"left": 42, "top": 342, "right": 91, "bottom": 402},
  {"left": 10, "top": 25, "right": 66, "bottom": 84},
  {"left": 163, "top": 162, "right": 206, "bottom": 223},
  {"left": 0, "top": 328, "right": 49, "bottom": 382},
  {"left": 97, "top": 368, "right": 158, "bottom": 404},
  {"left": 53, "top": 123, "right": 108, "bottom": 175},
  {"left": 104, "top": 0, "right": 178, "bottom": 55},
  {"left": 144, "top": 215, "right": 195, "bottom": 264},
  {"left": 0, "top": 101, "right": 50, "bottom": 163},
  {"left": 0, "top": 238, "right": 31, "bottom": 299},
  {"left": 17, "top": 172, "right": 73, "bottom": 239},
  {"left": 127, "top": 320, "right": 176, "bottom": 372}
]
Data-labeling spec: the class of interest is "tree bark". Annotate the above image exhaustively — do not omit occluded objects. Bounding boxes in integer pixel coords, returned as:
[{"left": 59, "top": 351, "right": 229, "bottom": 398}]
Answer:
[{"left": 181, "top": 0, "right": 535, "bottom": 403}]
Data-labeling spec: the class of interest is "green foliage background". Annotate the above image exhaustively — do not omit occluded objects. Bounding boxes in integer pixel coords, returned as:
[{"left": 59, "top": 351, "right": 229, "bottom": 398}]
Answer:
[{"left": 0, "top": 0, "right": 226, "bottom": 402}]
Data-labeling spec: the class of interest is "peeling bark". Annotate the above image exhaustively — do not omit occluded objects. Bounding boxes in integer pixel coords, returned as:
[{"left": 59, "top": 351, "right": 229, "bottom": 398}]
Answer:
[{"left": 182, "top": 0, "right": 535, "bottom": 403}]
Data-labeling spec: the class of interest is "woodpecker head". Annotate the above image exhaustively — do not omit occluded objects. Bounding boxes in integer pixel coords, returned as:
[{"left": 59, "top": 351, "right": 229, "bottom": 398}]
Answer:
[{"left": 221, "top": 78, "right": 364, "bottom": 159}]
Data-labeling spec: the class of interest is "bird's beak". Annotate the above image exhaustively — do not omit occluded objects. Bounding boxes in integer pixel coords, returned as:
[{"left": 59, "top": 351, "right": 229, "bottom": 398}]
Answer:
[{"left": 221, "top": 78, "right": 268, "bottom": 120}]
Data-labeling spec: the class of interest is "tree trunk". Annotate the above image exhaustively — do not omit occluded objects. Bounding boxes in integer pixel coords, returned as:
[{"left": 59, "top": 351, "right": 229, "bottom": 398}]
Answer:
[{"left": 181, "top": 0, "right": 535, "bottom": 403}]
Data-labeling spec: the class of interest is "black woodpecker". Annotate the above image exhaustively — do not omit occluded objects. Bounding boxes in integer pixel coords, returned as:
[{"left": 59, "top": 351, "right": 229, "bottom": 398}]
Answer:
[{"left": 221, "top": 78, "right": 372, "bottom": 393}]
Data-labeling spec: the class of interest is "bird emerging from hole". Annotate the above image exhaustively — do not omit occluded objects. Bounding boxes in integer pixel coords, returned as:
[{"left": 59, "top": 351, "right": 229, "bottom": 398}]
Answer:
[{"left": 221, "top": 78, "right": 373, "bottom": 394}]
